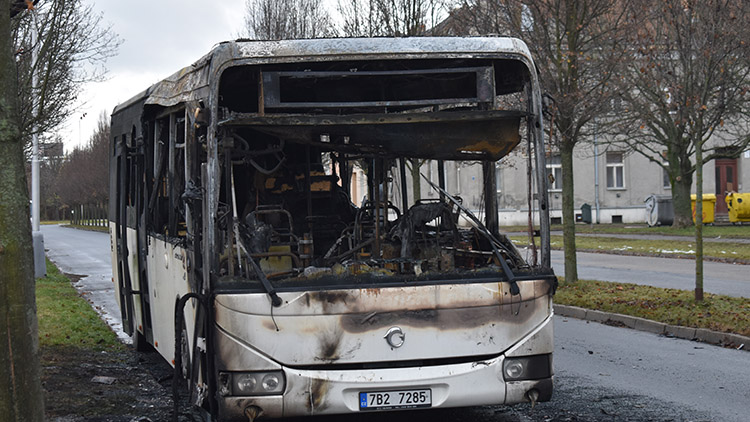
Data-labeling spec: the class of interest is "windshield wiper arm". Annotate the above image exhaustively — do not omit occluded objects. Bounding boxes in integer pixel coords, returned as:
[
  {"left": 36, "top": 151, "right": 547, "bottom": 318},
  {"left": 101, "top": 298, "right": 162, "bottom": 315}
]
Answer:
[
  {"left": 421, "top": 174, "right": 519, "bottom": 295},
  {"left": 246, "top": 252, "right": 283, "bottom": 307}
]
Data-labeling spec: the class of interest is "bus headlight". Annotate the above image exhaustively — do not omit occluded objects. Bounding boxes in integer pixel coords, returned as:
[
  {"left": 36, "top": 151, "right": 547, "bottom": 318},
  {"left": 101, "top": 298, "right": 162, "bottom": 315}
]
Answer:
[
  {"left": 236, "top": 374, "right": 258, "bottom": 392},
  {"left": 261, "top": 373, "right": 280, "bottom": 391},
  {"left": 502, "top": 355, "right": 551, "bottom": 381},
  {"left": 223, "top": 371, "right": 285, "bottom": 396},
  {"left": 504, "top": 360, "right": 525, "bottom": 379}
]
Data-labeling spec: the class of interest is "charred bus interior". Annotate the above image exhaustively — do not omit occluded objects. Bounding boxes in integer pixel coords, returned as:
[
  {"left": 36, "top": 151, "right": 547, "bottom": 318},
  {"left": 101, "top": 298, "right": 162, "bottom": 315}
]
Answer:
[{"left": 209, "top": 57, "right": 547, "bottom": 293}]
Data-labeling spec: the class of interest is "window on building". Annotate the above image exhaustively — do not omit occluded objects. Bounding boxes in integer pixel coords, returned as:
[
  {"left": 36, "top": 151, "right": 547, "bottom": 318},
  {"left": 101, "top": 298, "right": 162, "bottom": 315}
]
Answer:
[
  {"left": 606, "top": 152, "right": 624, "bottom": 189},
  {"left": 547, "top": 155, "right": 562, "bottom": 191},
  {"left": 662, "top": 151, "right": 671, "bottom": 189}
]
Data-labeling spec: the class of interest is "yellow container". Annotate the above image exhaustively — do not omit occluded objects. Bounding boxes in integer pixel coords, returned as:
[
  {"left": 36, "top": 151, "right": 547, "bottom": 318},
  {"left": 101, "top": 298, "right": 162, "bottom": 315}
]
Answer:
[
  {"left": 725, "top": 192, "right": 750, "bottom": 223},
  {"left": 690, "top": 194, "right": 716, "bottom": 224}
]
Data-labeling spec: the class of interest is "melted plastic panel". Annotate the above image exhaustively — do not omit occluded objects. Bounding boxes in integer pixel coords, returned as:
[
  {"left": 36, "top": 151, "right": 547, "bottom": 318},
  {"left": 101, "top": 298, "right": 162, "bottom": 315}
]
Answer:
[{"left": 221, "top": 113, "right": 522, "bottom": 161}]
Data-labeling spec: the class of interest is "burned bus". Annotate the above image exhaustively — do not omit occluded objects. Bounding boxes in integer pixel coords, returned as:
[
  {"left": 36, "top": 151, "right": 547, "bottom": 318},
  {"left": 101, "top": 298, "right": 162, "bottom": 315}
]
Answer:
[{"left": 109, "top": 37, "right": 555, "bottom": 420}]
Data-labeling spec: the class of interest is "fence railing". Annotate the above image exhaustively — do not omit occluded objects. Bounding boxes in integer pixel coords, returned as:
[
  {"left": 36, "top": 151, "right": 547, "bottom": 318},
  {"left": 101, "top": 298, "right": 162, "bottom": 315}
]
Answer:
[{"left": 69, "top": 204, "right": 107, "bottom": 228}]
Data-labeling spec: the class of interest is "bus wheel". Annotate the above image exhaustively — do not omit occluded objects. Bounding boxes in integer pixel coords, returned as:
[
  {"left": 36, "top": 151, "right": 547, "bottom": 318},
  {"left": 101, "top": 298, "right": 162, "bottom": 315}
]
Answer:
[{"left": 180, "top": 327, "right": 191, "bottom": 380}]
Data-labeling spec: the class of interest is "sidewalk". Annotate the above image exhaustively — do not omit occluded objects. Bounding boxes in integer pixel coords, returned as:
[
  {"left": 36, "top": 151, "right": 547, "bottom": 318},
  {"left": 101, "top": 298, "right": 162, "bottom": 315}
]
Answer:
[{"left": 555, "top": 304, "right": 750, "bottom": 352}]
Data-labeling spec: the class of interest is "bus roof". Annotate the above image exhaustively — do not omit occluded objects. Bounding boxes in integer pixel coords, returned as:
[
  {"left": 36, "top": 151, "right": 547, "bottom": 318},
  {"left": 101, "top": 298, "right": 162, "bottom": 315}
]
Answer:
[{"left": 112, "top": 37, "right": 535, "bottom": 115}]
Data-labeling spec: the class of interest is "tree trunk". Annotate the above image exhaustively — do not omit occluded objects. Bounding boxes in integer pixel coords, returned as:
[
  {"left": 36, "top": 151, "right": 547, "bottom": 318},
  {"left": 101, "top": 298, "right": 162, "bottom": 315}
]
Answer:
[
  {"left": 0, "top": 1, "right": 46, "bottom": 419},
  {"left": 561, "top": 138, "right": 578, "bottom": 283},
  {"left": 671, "top": 170, "right": 694, "bottom": 228},
  {"left": 695, "top": 140, "right": 704, "bottom": 302}
]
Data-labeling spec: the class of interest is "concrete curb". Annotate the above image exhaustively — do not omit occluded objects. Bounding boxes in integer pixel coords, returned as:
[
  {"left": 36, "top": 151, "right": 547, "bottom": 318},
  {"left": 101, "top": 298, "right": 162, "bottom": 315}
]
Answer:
[{"left": 554, "top": 304, "right": 749, "bottom": 352}]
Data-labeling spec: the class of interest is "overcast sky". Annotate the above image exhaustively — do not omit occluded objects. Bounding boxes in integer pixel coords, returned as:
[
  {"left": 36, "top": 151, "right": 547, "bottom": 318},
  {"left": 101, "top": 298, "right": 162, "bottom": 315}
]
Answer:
[{"left": 65, "top": 0, "right": 248, "bottom": 150}]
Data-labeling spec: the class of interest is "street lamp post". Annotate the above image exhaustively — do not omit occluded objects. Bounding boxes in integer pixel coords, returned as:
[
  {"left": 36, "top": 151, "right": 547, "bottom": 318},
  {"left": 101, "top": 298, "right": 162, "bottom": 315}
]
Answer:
[{"left": 30, "top": 5, "right": 45, "bottom": 277}]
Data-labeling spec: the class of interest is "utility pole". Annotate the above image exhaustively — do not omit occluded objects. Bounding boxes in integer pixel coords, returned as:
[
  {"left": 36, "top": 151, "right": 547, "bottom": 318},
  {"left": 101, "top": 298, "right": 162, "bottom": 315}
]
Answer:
[
  {"left": 593, "top": 118, "right": 600, "bottom": 224},
  {"left": 29, "top": 4, "right": 45, "bottom": 277}
]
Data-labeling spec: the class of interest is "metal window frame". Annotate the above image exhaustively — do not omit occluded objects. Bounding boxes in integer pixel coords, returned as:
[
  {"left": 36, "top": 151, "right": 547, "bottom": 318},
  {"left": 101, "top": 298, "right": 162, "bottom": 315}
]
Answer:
[{"left": 260, "top": 66, "right": 495, "bottom": 110}]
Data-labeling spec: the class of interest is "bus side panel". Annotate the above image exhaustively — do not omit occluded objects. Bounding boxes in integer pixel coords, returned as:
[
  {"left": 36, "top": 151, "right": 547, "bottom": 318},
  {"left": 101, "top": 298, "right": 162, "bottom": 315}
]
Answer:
[
  {"left": 109, "top": 221, "right": 123, "bottom": 322},
  {"left": 110, "top": 141, "right": 136, "bottom": 337},
  {"left": 146, "top": 237, "right": 195, "bottom": 366},
  {"left": 125, "top": 227, "right": 143, "bottom": 335}
]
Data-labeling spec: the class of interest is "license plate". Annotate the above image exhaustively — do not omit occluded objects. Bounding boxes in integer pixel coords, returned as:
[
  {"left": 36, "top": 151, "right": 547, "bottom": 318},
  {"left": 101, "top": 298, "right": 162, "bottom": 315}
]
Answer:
[{"left": 359, "top": 389, "right": 432, "bottom": 411}]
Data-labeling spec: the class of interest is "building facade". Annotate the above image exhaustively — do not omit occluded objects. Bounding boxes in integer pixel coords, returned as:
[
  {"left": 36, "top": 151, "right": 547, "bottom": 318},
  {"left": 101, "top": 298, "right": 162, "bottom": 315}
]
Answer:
[{"left": 346, "top": 143, "right": 750, "bottom": 227}]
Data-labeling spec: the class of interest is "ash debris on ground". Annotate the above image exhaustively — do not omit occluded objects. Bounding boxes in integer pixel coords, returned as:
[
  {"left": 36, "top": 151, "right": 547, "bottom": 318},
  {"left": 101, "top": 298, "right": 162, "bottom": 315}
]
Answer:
[
  {"left": 484, "top": 371, "right": 714, "bottom": 422},
  {"left": 43, "top": 345, "right": 712, "bottom": 422},
  {"left": 42, "top": 345, "right": 200, "bottom": 422}
]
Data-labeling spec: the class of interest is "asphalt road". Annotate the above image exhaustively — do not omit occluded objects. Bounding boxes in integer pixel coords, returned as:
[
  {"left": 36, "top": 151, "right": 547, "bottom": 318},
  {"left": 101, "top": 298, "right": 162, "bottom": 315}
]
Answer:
[
  {"left": 42, "top": 225, "right": 750, "bottom": 421},
  {"left": 550, "top": 249, "right": 750, "bottom": 298},
  {"left": 552, "top": 315, "right": 749, "bottom": 422}
]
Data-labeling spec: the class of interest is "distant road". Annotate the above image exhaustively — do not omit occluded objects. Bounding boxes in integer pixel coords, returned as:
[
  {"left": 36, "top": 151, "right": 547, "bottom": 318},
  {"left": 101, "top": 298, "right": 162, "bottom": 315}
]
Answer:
[{"left": 550, "top": 249, "right": 750, "bottom": 298}]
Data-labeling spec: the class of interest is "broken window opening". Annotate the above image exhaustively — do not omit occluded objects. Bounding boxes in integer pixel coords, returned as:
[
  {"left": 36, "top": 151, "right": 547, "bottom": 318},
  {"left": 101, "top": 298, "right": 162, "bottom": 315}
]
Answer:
[
  {"left": 212, "top": 56, "right": 538, "bottom": 291},
  {"left": 219, "top": 58, "right": 528, "bottom": 116},
  {"left": 144, "top": 111, "right": 190, "bottom": 240},
  {"left": 213, "top": 131, "right": 531, "bottom": 291}
]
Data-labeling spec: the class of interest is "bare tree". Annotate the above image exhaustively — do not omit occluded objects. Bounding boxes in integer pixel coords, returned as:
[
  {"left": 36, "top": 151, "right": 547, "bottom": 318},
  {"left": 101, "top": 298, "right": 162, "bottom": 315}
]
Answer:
[
  {"left": 612, "top": 0, "right": 750, "bottom": 231},
  {"left": 243, "top": 0, "right": 333, "bottom": 40},
  {"left": 338, "top": 0, "right": 448, "bottom": 201},
  {"left": 12, "top": 0, "right": 119, "bottom": 153},
  {"left": 1, "top": 0, "right": 45, "bottom": 419},
  {"left": 36, "top": 135, "right": 64, "bottom": 220},
  {"left": 338, "top": 0, "right": 447, "bottom": 37},
  {"left": 454, "top": 1, "right": 631, "bottom": 282},
  {"left": 337, "top": 0, "right": 380, "bottom": 36},
  {"left": 55, "top": 111, "right": 110, "bottom": 210},
  {"left": 611, "top": 0, "right": 750, "bottom": 301}
]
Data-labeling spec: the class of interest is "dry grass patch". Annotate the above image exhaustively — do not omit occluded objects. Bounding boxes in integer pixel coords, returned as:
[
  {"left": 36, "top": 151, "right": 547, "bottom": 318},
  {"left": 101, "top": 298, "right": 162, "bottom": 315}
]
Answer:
[
  {"left": 37, "top": 259, "right": 122, "bottom": 351},
  {"left": 556, "top": 279, "right": 750, "bottom": 337}
]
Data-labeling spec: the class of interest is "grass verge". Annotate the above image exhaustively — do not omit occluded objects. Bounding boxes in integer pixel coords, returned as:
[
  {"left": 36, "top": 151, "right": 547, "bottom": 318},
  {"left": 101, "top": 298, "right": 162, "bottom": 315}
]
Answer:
[
  {"left": 555, "top": 279, "right": 750, "bottom": 337},
  {"left": 37, "top": 260, "right": 175, "bottom": 419},
  {"left": 510, "top": 235, "right": 750, "bottom": 261},
  {"left": 37, "top": 259, "right": 122, "bottom": 351},
  {"left": 569, "top": 223, "right": 750, "bottom": 238},
  {"left": 64, "top": 223, "right": 108, "bottom": 233}
]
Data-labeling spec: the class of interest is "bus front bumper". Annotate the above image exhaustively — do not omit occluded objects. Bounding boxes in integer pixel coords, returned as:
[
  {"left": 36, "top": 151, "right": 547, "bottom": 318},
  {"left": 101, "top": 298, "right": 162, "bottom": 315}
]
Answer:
[
  {"left": 215, "top": 313, "right": 554, "bottom": 420},
  {"left": 217, "top": 353, "right": 552, "bottom": 420}
]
